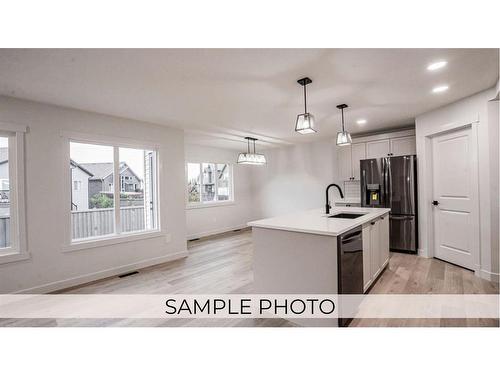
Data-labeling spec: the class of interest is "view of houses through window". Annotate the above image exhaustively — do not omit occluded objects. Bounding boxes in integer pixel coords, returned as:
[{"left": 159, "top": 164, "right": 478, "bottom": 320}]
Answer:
[
  {"left": 70, "top": 141, "right": 157, "bottom": 241},
  {"left": 0, "top": 136, "right": 10, "bottom": 248},
  {"left": 187, "top": 162, "right": 232, "bottom": 205}
]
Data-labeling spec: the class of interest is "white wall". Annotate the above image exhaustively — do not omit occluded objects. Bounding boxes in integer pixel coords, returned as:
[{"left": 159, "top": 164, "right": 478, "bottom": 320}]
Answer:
[
  {"left": 251, "top": 139, "right": 340, "bottom": 219},
  {"left": 0, "top": 95, "right": 187, "bottom": 293},
  {"left": 415, "top": 85, "right": 499, "bottom": 281},
  {"left": 185, "top": 143, "right": 257, "bottom": 239}
]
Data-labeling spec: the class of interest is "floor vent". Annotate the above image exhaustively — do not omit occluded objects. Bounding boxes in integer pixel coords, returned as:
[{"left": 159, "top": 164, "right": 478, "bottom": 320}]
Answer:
[
  {"left": 118, "top": 271, "right": 139, "bottom": 278},
  {"left": 233, "top": 229, "right": 241, "bottom": 232},
  {"left": 189, "top": 238, "right": 200, "bottom": 242}
]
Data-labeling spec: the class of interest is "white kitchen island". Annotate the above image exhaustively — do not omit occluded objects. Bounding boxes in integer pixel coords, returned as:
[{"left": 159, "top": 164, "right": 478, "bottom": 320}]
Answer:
[{"left": 248, "top": 207, "right": 390, "bottom": 326}]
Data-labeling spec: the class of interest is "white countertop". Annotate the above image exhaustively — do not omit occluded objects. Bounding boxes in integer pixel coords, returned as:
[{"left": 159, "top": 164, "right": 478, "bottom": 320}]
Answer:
[{"left": 248, "top": 207, "right": 390, "bottom": 237}]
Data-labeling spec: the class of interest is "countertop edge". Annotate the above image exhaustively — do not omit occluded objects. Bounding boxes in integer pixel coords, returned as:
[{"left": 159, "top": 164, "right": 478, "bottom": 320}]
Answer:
[{"left": 248, "top": 208, "right": 390, "bottom": 237}]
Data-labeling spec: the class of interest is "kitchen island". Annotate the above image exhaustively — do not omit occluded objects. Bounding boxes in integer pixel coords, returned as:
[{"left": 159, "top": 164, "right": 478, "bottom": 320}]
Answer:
[{"left": 248, "top": 206, "right": 390, "bottom": 326}]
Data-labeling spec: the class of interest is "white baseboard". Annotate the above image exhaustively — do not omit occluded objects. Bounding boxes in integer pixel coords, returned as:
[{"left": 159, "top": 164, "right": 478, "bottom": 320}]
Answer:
[
  {"left": 13, "top": 250, "right": 189, "bottom": 294},
  {"left": 418, "top": 248, "right": 430, "bottom": 258},
  {"left": 479, "top": 269, "right": 500, "bottom": 283},
  {"left": 187, "top": 224, "right": 248, "bottom": 240}
]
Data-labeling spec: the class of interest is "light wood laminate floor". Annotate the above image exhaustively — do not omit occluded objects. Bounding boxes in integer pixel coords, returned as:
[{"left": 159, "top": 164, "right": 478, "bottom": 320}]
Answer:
[{"left": 1, "top": 229, "right": 498, "bottom": 327}]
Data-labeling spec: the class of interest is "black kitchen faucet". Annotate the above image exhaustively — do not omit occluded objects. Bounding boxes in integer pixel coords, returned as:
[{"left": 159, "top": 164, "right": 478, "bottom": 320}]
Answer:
[{"left": 325, "top": 183, "right": 344, "bottom": 214}]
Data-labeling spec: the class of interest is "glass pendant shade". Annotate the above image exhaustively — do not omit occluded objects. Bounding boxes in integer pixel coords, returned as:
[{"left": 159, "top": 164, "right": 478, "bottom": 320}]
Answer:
[
  {"left": 237, "top": 153, "right": 267, "bottom": 165},
  {"left": 336, "top": 103, "right": 352, "bottom": 146},
  {"left": 336, "top": 131, "right": 352, "bottom": 146},
  {"left": 295, "top": 113, "right": 316, "bottom": 134},
  {"left": 237, "top": 137, "right": 266, "bottom": 165}
]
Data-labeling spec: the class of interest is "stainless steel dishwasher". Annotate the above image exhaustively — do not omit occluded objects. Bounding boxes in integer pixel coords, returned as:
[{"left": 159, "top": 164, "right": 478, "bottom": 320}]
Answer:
[{"left": 337, "top": 225, "right": 363, "bottom": 326}]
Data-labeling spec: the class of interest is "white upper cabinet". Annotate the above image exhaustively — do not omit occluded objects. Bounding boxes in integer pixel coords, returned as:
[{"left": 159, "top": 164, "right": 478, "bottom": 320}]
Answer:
[
  {"left": 337, "top": 145, "right": 352, "bottom": 181},
  {"left": 365, "top": 139, "right": 391, "bottom": 159},
  {"left": 351, "top": 143, "right": 366, "bottom": 180},
  {"left": 336, "top": 130, "right": 416, "bottom": 182},
  {"left": 390, "top": 136, "right": 416, "bottom": 156}
]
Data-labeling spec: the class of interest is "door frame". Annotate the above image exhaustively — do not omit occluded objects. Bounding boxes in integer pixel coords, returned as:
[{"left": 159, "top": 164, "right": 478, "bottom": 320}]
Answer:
[{"left": 422, "top": 119, "right": 481, "bottom": 275}]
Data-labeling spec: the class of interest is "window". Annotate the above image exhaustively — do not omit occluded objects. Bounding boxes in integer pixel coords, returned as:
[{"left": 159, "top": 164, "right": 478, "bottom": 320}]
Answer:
[
  {"left": 0, "top": 125, "right": 28, "bottom": 263},
  {"left": 0, "top": 136, "right": 12, "bottom": 249},
  {"left": 119, "top": 146, "right": 157, "bottom": 233},
  {"left": 186, "top": 162, "right": 233, "bottom": 206},
  {"left": 69, "top": 141, "right": 158, "bottom": 242}
]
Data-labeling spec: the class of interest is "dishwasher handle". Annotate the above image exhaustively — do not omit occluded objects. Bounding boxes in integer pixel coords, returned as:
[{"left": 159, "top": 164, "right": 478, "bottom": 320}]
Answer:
[{"left": 341, "top": 233, "right": 362, "bottom": 245}]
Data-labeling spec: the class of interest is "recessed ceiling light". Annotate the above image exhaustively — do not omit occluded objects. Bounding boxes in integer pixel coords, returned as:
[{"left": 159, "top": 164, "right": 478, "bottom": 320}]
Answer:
[
  {"left": 432, "top": 85, "right": 449, "bottom": 93},
  {"left": 427, "top": 61, "right": 447, "bottom": 71},
  {"left": 356, "top": 119, "right": 367, "bottom": 125}
]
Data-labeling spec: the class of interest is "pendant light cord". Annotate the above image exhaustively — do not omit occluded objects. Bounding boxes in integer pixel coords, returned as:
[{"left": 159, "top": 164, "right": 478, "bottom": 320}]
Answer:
[
  {"left": 304, "top": 84, "right": 307, "bottom": 114},
  {"left": 341, "top": 107, "right": 345, "bottom": 132}
]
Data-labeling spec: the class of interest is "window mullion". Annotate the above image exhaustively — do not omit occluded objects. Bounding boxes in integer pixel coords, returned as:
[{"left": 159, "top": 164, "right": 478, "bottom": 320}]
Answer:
[
  {"left": 113, "top": 146, "right": 121, "bottom": 234},
  {"left": 199, "top": 163, "right": 202, "bottom": 203},
  {"left": 214, "top": 163, "right": 218, "bottom": 202}
]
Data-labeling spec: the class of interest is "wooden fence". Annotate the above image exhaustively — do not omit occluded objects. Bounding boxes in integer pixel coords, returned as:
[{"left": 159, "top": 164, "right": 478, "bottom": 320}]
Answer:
[
  {"left": 0, "top": 207, "right": 147, "bottom": 244},
  {"left": 71, "top": 206, "right": 146, "bottom": 240}
]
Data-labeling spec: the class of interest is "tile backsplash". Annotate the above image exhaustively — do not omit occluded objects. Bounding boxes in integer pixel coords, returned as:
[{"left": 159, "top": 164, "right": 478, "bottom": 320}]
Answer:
[{"left": 343, "top": 180, "right": 361, "bottom": 199}]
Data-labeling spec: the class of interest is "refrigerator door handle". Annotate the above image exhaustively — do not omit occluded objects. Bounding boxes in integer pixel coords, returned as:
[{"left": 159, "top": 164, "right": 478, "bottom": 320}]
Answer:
[
  {"left": 389, "top": 215, "right": 413, "bottom": 220},
  {"left": 387, "top": 158, "right": 392, "bottom": 208},
  {"left": 383, "top": 158, "right": 390, "bottom": 208}
]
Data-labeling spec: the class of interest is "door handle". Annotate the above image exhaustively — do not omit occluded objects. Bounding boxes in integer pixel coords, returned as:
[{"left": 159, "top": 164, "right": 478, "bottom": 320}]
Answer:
[{"left": 432, "top": 200, "right": 439, "bottom": 206}]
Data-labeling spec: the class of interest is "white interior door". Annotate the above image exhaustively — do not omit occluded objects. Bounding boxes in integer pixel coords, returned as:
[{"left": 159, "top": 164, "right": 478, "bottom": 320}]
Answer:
[{"left": 431, "top": 127, "right": 478, "bottom": 270}]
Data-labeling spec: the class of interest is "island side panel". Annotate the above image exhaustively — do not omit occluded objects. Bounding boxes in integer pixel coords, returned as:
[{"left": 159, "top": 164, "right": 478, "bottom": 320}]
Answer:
[{"left": 252, "top": 227, "right": 338, "bottom": 294}]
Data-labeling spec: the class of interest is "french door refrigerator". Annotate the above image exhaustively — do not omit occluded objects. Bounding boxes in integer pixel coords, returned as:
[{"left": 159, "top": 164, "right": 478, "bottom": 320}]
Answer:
[{"left": 360, "top": 155, "right": 418, "bottom": 253}]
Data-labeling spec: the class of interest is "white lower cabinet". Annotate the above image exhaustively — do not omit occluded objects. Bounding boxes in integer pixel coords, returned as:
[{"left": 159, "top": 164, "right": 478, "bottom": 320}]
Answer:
[
  {"left": 379, "top": 213, "right": 390, "bottom": 270},
  {"left": 362, "top": 224, "right": 372, "bottom": 291},
  {"left": 362, "top": 213, "right": 389, "bottom": 292}
]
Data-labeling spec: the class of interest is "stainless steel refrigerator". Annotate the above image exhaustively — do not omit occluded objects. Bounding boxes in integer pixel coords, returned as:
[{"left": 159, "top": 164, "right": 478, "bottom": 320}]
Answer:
[{"left": 360, "top": 155, "right": 417, "bottom": 253}]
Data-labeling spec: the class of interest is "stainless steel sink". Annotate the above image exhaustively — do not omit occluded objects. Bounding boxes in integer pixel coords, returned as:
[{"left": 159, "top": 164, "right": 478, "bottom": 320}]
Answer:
[{"left": 328, "top": 213, "right": 367, "bottom": 219}]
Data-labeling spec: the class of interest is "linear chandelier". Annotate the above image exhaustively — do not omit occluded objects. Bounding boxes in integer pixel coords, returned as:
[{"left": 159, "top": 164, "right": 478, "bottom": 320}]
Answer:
[{"left": 237, "top": 137, "right": 267, "bottom": 165}]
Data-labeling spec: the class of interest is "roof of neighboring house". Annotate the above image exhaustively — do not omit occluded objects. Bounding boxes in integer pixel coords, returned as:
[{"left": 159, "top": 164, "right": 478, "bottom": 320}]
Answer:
[
  {"left": 79, "top": 162, "right": 113, "bottom": 180},
  {"left": 70, "top": 159, "right": 94, "bottom": 176},
  {"left": 0, "top": 147, "right": 8, "bottom": 165},
  {"left": 79, "top": 162, "right": 142, "bottom": 181}
]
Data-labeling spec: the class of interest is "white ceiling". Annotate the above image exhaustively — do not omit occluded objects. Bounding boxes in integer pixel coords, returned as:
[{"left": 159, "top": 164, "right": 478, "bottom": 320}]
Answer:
[{"left": 0, "top": 49, "right": 498, "bottom": 150}]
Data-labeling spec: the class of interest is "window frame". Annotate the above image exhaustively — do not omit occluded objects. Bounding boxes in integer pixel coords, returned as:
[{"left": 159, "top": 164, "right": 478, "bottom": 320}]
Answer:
[
  {"left": 61, "top": 131, "right": 163, "bottom": 251},
  {"left": 0, "top": 121, "right": 29, "bottom": 264},
  {"left": 185, "top": 161, "right": 234, "bottom": 209}
]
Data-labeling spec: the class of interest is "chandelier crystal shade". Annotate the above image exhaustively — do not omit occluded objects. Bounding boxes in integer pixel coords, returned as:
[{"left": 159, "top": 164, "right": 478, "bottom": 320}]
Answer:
[
  {"left": 336, "top": 104, "right": 352, "bottom": 146},
  {"left": 295, "top": 77, "right": 316, "bottom": 134},
  {"left": 237, "top": 137, "right": 267, "bottom": 165}
]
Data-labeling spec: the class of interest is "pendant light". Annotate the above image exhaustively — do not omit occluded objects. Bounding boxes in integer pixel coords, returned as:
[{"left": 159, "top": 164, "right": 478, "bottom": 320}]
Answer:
[
  {"left": 336, "top": 104, "right": 352, "bottom": 146},
  {"left": 295, "top": 77, "right": 316, "bottom": 134},
  {"left": 237, "top": 137, "right": 267, "bottom": 165}
]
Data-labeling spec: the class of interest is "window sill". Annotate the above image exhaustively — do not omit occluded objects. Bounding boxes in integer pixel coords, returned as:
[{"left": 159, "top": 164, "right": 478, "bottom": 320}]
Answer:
[
  {"left": 0, "top": 249, "right": 30, "bottom": 265},
  {"left": 186, "top": 201, "right": 235, "bottom": 210},
  {"left": 62, "top": 230, "right": 171, "bottom": 253}
]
